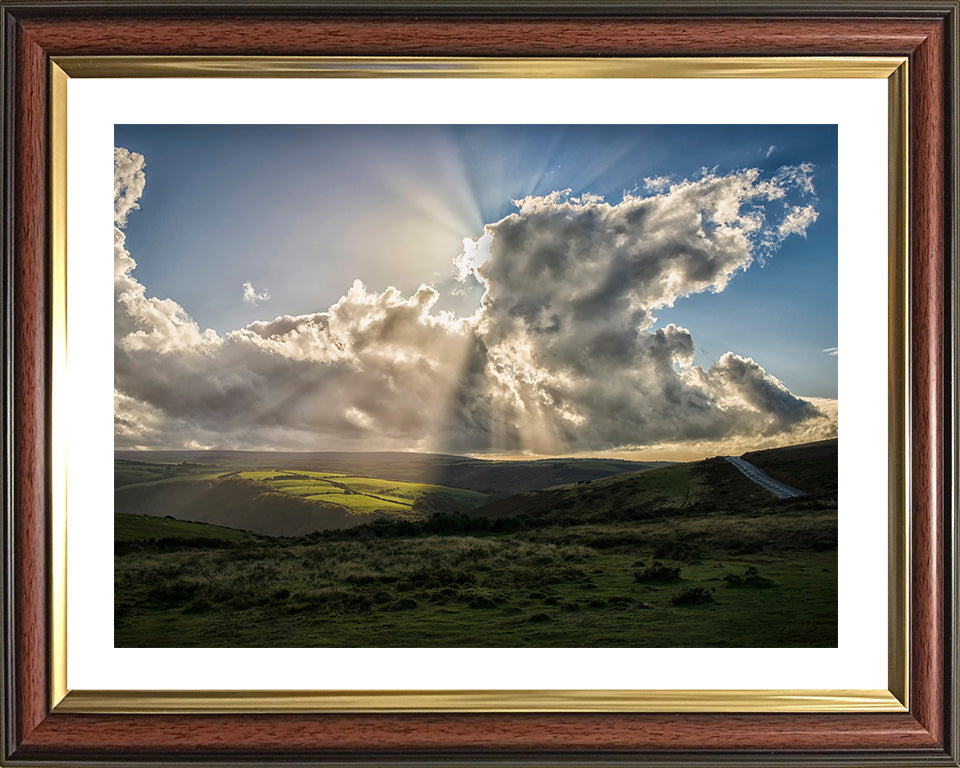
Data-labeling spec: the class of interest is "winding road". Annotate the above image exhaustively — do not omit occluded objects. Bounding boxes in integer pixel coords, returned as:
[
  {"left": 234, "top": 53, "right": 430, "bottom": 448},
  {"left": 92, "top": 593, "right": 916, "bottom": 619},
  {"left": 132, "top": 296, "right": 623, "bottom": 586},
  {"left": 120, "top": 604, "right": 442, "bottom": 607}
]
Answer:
[{"left": 724, "top": 456, "right": 807, "bottom": 499}]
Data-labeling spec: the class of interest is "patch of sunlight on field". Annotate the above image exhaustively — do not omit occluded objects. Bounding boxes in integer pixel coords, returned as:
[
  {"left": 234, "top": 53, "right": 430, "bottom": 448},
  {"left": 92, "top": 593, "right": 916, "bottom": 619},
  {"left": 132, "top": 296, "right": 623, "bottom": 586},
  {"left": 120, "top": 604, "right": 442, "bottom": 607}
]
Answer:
[
  {"left": 235, "top": 470, "right": 342, "bottom": 482},
  {"left": 269, "top": 479, "right": 341, "bottom": 497},
  {"left": 236, "top": 471, "right": 484, "bottom": 506},
  {"left": 339, "top": 480, "right": 425, "bottom": 503},
  {"left": 318, "top": 493, "right": 412, "bottom": 513}
]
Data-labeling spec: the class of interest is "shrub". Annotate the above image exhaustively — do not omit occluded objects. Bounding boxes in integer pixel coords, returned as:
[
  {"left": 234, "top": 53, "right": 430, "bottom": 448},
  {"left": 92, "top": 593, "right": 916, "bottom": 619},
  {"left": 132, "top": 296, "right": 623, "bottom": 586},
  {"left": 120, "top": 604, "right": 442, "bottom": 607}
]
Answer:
[
  {"left": 723, "top": 566, "right": 778, "bottom": 589},
  {"left": 671, "top": 587, "right": 714, "bottom": 606},
  {"left": 341, "top": 593, "right": 374, "bottom": 613},
  {"left": 370, "top": 589, "right": 396, "bottom": 605},
  {"left": 528, "top": 612, "right": 552, "bottom": 623},
  {"left": 182, "top": 597, "right": 214, "bottom": 614},
  {"left": 459, "top": 589, "right": 505, "bottom": 608},
  {"left": 345, "top": 573, "right": 379, "bottom": 585},
  {"left": 466, "top": 594, "right": 497, "bottom": 609},
  {"left": 428, "top": 587, "right": 460, "bottom": 604},
  {"left": 634, "top": 562, "right": 681, "bottom": 583},
  {"left": 386, "top": 597, "right": 418, "bottom": 611}
]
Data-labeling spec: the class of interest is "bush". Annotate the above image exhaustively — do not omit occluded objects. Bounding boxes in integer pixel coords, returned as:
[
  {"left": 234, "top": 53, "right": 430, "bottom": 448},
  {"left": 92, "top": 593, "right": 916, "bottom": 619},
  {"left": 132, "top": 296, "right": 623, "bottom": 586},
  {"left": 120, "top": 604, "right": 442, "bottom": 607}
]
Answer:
[
  {"left": 466, "top": 594, "right": 497, "bottom": 609},
  {"left": 182, "top": 597, "right": 214, "bottom": 614},
  {"left": 386, "top": 597, "right": 418, "bottom": 611},
  {"left": 459, "top": 589, "right": 505, "bottom": 608},
  {"left": 723, "top": 565, "right": 777, "bottom": 589},
  {"left": 428, "top": 587, "right": 459, "bottom": 604},
  {"left": 671, "top": 587, "right": 714, "bottom": 606},
  {"left": 634, "top": 561, "right": 681, "bottom": 583},
  {"left": 370, "top": 589, "right": 396, "bottom": 605}
]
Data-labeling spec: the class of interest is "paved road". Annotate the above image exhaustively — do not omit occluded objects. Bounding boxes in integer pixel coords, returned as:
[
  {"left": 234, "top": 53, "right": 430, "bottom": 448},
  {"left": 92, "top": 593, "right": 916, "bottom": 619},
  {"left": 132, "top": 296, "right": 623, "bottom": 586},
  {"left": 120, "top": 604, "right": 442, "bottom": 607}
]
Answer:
[{"left": 724, "top": 456, "right": 807, "bottom": 499}]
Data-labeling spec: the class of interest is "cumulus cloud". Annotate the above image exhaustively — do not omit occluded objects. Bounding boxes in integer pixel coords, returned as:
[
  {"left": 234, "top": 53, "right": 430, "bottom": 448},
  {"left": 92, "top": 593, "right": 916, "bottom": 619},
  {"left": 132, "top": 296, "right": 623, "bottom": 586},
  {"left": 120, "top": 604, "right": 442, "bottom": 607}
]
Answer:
[
  {"left": 114, "top": 147, "right": 145, "bottom": 227},
  {"left": 114, "top": 150, "right": 220, "bottom": 355},
  {"left": 778, "top": 204, "right": 819, "bottom": 239},
  {"left": 242, "top": 281, "right": 270, "bottom": 305},
  {"left": 114, "top": 150, "right": 835, "bottom": 455}
]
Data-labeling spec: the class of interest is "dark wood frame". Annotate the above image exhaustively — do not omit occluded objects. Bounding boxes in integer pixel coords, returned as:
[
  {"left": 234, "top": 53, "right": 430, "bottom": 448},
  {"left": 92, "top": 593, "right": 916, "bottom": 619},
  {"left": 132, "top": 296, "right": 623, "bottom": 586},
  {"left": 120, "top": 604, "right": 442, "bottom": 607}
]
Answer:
[{"left": 1, "top": 1, "right": 957, "bottom": 765}]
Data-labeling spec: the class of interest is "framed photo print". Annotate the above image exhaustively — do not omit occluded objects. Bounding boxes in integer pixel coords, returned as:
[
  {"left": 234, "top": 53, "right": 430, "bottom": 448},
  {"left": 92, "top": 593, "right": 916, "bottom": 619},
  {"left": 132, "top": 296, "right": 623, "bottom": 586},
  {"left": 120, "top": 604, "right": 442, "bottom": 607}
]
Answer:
[{"left": 1, "top": 2, "right": 956, "bottom": 766}]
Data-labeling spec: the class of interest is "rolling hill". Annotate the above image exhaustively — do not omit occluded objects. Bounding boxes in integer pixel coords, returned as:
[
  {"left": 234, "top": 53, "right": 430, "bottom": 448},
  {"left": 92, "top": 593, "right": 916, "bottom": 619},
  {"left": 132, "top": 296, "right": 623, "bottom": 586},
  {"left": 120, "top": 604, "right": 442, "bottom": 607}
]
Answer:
[
  {"left": 115, "top": 468, "right": 490, "bottom": 537},
  {"left": 741, "top": 438, "right": 838, "bottom": 494},
  {"left": 115, "top": 451, "right": 668, "bottom": 498},
  {"left": 471, "top": 438, "right": 838, "bottom": 524},
  {"left": 115, "top": 438, "right": 838, "bottom": 648}
]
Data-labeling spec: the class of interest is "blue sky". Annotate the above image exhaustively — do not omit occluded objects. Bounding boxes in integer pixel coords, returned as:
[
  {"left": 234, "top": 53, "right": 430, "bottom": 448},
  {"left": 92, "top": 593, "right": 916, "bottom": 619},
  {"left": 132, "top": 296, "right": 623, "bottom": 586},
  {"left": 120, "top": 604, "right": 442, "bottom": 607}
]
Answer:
[
  {"left": 116, "top": 124, "right": 837, "bottom": 400},
  {"left": 114, "top": 125, "right": 837, "bottom": 455}
]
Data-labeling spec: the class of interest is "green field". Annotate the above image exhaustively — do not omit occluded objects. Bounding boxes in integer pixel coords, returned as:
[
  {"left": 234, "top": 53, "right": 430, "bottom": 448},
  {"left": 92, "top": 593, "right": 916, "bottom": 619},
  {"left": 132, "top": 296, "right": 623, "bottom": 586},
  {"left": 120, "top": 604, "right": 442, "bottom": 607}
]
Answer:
[
  {"left": 115, "top": 463, "right": 492, "bottom": 535},
  {"left": 115, "top": 450, "right": 666, "bottom": 498},
  {"left": 115, "top": 441, "right": 838, "bottom": 648},
  {"left": 231, "top": 470, "right": 487, "bottom": 513}
]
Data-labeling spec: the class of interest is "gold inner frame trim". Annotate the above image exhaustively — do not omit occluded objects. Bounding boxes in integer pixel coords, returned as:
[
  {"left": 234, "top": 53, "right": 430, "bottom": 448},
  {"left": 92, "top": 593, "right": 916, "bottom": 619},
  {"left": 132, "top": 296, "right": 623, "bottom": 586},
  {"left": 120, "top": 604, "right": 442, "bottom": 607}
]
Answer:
[
  {"left": 52, "top": 55, "right": 905, "bottom": 79},
  {"left": 49, "top": 55, "right": 909, "bottom": 715},
  {"left": 56, "top": 688, "right": 903, "bottom": 714},
  {"left": 50, "top": 61, "right": 69, "bottom": 711}
]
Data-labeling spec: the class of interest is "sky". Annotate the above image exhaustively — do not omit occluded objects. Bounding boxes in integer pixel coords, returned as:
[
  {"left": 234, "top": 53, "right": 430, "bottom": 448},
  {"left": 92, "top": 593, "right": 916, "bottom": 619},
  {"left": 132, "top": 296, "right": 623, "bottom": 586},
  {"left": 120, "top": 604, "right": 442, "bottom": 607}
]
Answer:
[{"left": 114, "top": 124, "right": 838, "bottom": 459}]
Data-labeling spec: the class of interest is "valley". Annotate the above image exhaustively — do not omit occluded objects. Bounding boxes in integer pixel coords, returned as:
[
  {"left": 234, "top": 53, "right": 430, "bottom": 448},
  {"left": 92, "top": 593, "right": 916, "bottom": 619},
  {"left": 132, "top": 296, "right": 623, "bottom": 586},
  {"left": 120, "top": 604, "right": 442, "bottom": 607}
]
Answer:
[{"left": 115, "top": 439, "right": 838, "bottom": 648}]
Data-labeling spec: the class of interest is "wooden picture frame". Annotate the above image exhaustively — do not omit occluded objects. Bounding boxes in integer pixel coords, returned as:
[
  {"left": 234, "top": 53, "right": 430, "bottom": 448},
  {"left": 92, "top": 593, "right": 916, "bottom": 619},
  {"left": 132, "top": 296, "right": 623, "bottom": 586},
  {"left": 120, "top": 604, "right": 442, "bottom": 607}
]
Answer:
[{"left": 1, "top": 1, "right": 957, "bottom": 765}]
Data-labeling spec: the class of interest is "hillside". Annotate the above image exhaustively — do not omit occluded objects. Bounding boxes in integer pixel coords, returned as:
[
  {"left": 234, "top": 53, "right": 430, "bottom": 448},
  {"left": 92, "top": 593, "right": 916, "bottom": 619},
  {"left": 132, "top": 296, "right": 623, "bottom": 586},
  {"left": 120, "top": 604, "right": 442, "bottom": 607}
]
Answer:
[
  {"left": 741, "top": 438, "right": 838, "bottom": 494},
  {"left": 115, "top": 451, "right": 668, "bottom": 498},
  {"left": 471, "top": 455, "right": 773, "bottom": 524},
  {"left": 115, "top": 469, "right": 489, "bottom": 537},
  {"left": 116, "top": 439, "right": 837, "bottom": 648},
  {"left": 115, "top": 513, "right": 261, "bottom": 544}
]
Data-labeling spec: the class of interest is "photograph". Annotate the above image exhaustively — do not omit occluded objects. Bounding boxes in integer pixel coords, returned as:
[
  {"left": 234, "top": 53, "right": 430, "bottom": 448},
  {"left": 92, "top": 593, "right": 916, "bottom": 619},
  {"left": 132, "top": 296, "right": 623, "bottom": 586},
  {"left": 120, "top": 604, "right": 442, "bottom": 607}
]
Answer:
[
  {"left": 5, "top": 1, "right": 956, "bottom": 762},
  {"left": 113, "top": 123, "right": 840, "bottom": 649}
]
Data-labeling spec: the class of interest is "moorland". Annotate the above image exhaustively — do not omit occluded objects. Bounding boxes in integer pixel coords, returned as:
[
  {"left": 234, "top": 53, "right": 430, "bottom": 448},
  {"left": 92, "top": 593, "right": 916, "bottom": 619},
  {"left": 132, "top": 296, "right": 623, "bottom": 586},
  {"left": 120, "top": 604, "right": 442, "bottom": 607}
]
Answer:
[{"left": 114, "top": 440, "right": 837, "bottom": 647}]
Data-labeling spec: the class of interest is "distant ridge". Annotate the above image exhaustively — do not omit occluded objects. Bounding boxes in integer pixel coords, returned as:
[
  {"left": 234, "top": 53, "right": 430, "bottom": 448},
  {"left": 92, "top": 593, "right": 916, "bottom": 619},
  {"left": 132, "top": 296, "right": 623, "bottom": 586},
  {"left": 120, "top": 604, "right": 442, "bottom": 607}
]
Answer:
[{"left": 115, "top": 450, "right": 670, "bottom": 499}]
